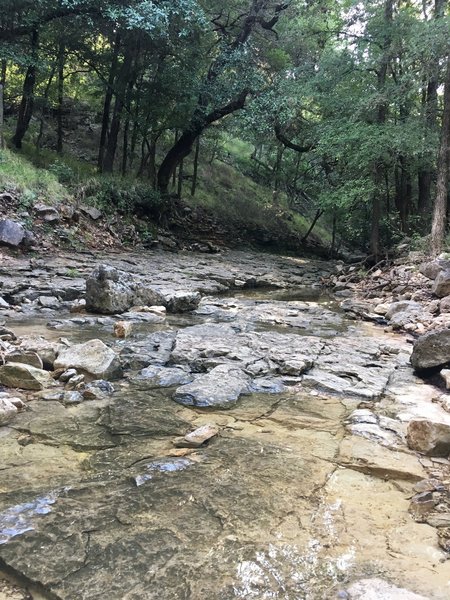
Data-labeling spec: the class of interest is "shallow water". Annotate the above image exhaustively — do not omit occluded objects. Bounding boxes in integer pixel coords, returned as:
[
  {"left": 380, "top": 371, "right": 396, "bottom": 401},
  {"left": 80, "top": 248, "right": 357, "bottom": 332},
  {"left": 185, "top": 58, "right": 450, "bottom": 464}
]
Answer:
[{"left": 0, "top": 286, "right": 449, "bottom": 600}]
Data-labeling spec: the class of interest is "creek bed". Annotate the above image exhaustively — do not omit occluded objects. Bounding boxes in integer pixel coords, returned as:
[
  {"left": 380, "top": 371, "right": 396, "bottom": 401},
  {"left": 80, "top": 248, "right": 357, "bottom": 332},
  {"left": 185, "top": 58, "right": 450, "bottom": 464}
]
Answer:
[{"left": 0, "top": 272, "right": 449, "bottom": 600}]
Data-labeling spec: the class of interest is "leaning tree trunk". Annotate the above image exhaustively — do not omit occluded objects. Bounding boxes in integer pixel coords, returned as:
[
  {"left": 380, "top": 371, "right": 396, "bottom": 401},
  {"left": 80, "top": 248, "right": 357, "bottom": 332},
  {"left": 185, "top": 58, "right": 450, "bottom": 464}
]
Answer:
[
  {"left": 190, "top": 136, "right": 200, "bottom": 196},
  {"left": 430, "top": 57, "right": 450, "bottom": 256},
  {"left": 156, "top": 1, "right": 288, "bottom": 197},
  {"left": 12, "top": 29, "right": 38, "bottom": 149}
]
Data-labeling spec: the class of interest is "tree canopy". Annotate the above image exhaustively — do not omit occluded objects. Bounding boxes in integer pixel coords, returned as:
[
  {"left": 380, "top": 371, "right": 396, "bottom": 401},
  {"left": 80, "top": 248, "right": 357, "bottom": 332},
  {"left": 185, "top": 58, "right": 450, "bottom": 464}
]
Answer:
[{"left": 1, "top": 0, "right": 449, "bottom": 255}]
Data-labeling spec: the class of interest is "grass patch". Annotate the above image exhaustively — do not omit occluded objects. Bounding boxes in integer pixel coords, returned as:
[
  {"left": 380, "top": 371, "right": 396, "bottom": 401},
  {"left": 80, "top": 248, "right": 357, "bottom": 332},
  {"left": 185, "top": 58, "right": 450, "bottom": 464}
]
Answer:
[{"left": 0, "top": 147, "right": 68, "bottom": 205}]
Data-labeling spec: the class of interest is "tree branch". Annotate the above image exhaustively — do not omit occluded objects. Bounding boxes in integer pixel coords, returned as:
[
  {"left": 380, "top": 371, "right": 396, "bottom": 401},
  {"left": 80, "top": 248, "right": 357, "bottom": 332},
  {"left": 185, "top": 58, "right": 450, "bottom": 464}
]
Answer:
[{"left": 274, "top": 123, "right": 313, "bottom": 153}]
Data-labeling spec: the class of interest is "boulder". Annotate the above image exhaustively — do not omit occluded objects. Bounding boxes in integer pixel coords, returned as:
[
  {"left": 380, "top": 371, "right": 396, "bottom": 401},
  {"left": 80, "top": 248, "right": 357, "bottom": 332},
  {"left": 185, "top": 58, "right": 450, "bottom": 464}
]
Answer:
[
  {"left": 385, "top": 301, "right": 424, "bottom": 328},
  {"left": 173, "top": 364, "right": 250, "bottom": 408},
  {"left": 432, "top": 270, "right": 450, "bottom": 298},
  {"left": 0, "top": 219, "right": 25, "bottom": 247},
  {"left": 406, "top": 418, "right": 450, "bottom": 456},
  {"left": 54, "top": 339, "right": 122, "bottom": 380},
  {"left": 18, "top": 335, "right": 65, "bottom": 368},
  {"left": 5, "top": 350, "right": 43, "bottom": 369},
  {"left": 420, "top": 258, "right": 450, "bottom": 281},
  {"left": 410, "top": 329, "right": 450, "bottom": 371},
  {"left": 0, "top": 362, "right": 55, "bottom": 391},
  {"left": 164, "top": 290, "right": 201, "bottom": 313},
  {"left": 85, "top": 265, "right": 165, "bottom": 314}
]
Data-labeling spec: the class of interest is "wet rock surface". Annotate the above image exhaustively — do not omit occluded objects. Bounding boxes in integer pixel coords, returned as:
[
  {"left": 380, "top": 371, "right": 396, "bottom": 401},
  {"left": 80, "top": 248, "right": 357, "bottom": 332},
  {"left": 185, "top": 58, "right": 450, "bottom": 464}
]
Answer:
[{"left": 0, "top": 248, "right": 449, "bottom": 600}]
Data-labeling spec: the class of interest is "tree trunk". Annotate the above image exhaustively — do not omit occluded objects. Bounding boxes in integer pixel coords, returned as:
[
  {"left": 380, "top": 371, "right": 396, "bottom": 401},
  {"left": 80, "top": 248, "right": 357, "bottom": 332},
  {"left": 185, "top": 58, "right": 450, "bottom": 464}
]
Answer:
[
  {"left": 395, "top": 155, "right": 410, "bottom": 232},
  {"left": 98, "top": 31, "right": 121, "bottom": 172},
  {"left": 418, "top": 0, "right": 446, "bottom": 220},
  {"left": 0, "top": 83, "right": 4, "bottom": 149},
  {"left": 1, "top": 60, "right": 6, "bottom": 86},
  {"left": 330, "top": 209, "right": 337, "bottom": 258},
  {"left": 12, "top": 29, "right": 38, "bottom": 149},
  {"left": 156, "top": 1, "right": 288, "bottom": 197},
  {"left": 430, "top": 57, "right": 450, "bottom": 256},
  {"left": 301, "top": 209, "right": 324, "bottom": 244},
  {"left": 272, "top": 144, "right": 284, "bottom": 206},
  {"left": 157, "top": 90, "right": 248, "bottom": 195},
  {"left": 121, "top": 75, "right": 134, "bottom": 176},
  {"left": 370, "top": 0, "right": 393, "bottom": 259},
  {"left": 56, "top": 39, "right": 65, "bottom": 154},
  {"left": 102, "top": 47, "right": 132, "bottom": 173},
  {"left": 191, "top": 136, "right": 200, "bottom": 196},
  {"left": 147, "top": 137, "right": 157, "bottom": 188},
  {"left": 35, "top": 63, "right": 56, "bottom": 149},
  {"left": 177, "top": 159, "right": 184, "bottom": 197}
]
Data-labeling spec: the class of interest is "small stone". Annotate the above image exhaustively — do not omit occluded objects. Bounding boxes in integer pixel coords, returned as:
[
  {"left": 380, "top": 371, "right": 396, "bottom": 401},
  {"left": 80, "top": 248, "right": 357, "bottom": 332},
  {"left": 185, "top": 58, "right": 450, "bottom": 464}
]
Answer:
[
  {"left": 70, "top": 299, "right": 86, "bottom": 313},
  {"left": 59, "top": 368, "right": 77, "bottom": 382},
  {"left": 437, "top": 527, "right": 450, "bottom": 552},
  {"left": 0, "top": 326, "right": 16, "bottom": 340},
  {"left": 440, "top": 369, "right": 450, "bottom": 390},
  {"left": 173, "top": 424, "right": 219, "bottom": 448},
  {"left": 167, "top": 448, "right": 197, "bottom": 457},
  {"left": 130, "top": 305, "right": 166, "bottom": 316},
  {"left": 114, "top": 320, "right": 133, "bottom": 338},
  {"left": 83, "top": 379, "right": 114, "bottom": 400},
  {"left": 439, "top": 296, "right": 450, "bottom": 313},
  {"left": 62, "top": 391, "right": 84, "bottom": 405},
  {"left": 413, "top": 478, "right": 445, "bottom": 493},
  {"left": 65, "top": 374, "right": 85, "bottom": 389},
  {"left": 373, "top": 303, "right": 389, "bottom": 315},
  {"left": 34, "top": 204, "right": 60, "bottom": 222},
  {"left": 407, "top": 419, "right": 450, "bottom": 457},
  {"left": 409, "top": 491, "right": 436, "bottom": 520},
  {"left": 0, "top": 397, "right": 18, "bottom": 425},
  {"left": 38, "top": 295, "right": 59, "bottom": 308},
  {"left": 79, "top": 204, "right": 102, "bottom": 220}
]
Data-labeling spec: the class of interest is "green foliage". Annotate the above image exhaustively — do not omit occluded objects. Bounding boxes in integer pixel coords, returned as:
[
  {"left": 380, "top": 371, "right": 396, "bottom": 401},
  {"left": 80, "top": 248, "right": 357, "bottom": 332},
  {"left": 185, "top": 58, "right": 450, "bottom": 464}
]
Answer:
[
  {"left": 0, "top": 148, "right": 66, "bottom": 204},
  {"left": 79, "top": 178, "right": 164, "bottom": 218}
]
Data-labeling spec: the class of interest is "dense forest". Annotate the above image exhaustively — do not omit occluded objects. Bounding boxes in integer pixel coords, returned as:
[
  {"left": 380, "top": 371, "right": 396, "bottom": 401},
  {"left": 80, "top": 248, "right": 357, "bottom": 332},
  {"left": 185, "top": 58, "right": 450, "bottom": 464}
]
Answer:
[{"left": 0, "top": 0, "right": 449, "bottom": 258}]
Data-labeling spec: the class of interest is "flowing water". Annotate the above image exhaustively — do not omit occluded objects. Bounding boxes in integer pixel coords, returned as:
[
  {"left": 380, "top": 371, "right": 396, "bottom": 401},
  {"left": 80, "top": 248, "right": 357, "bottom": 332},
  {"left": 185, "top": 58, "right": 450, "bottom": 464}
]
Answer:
[{"left": 0, "top": 283, "right": 449, "bottom": 600}]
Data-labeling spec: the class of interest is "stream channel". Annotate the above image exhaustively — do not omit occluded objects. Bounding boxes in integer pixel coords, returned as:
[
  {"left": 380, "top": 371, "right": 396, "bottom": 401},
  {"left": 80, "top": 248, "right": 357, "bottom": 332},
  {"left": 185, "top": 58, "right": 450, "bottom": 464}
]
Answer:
[{"left": 0, "top": 250, "right": 449, "bottom": 599}]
